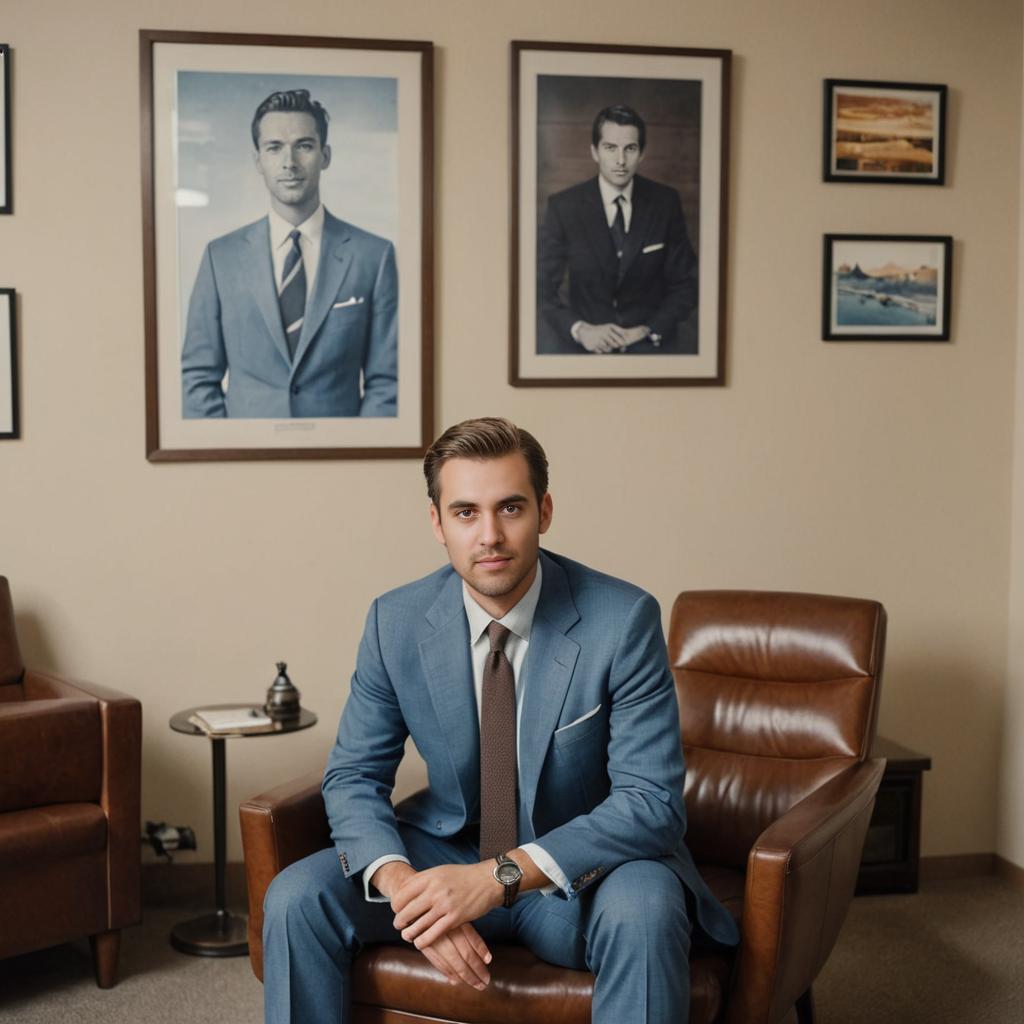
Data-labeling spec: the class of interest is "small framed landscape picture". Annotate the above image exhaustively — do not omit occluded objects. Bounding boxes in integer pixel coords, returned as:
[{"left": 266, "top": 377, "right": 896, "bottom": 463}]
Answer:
[
  {"left": 822, "top": 234, "right": 952, "bottom": 342},
  {"left": 824, "top": 79, "right": 946, "bottom": 185},
  {"left": 1, "top": 289, "right": 17, "bottom": 439}
]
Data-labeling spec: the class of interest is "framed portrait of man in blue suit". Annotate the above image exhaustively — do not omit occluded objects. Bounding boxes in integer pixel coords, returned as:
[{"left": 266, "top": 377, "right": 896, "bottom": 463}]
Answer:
[
  {"left": 510, "top": 42, "right": 729, "bottom": 388},
  {"left": 140, "top": 31, "right": 433, "bottom": 461}
]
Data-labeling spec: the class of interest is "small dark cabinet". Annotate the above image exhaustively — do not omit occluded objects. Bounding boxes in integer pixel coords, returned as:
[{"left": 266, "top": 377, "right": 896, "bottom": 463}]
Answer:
[{"left": 857, "top": 737, "right": 931, "bottom": 895}]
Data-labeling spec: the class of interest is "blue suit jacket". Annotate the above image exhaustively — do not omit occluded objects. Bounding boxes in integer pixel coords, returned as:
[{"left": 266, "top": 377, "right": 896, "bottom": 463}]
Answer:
[
  {"left": 181, "top": 210, "right": 397, "bottom": 419},
  {"left": 323, "top": 550, "right": 739, "bottom": 947},
  {"left": 537, "top": 175, "right": 698, "bottom": 355}
]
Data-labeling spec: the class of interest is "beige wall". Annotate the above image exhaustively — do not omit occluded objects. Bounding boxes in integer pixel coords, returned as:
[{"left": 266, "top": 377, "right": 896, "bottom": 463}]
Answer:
[
  {"left": 2, "top": 0, "right": 1021, "bottom": 865},
  {"left": 999, "top": 10, "right": 1024, "bottom": 869}
]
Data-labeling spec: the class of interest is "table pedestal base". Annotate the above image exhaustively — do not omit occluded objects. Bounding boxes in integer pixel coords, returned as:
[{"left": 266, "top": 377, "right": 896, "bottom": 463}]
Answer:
[{"left": 170, "top": 909, "right": 248, "bottom": 957}]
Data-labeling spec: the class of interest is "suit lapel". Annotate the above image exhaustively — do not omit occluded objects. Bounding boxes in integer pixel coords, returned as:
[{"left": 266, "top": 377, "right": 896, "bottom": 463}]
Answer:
[
  {"left": 293, "top": 212, "right": 354, "bottom": 369},
  {"left": 618, "top": 176, "right": 652, "bottom": 281},
  {"left": 419, "top": 571, "right": 480, "bottom": 820},
  {"left": 242, "top": 218, "right": 292, "bottom": 367},
  {"left": 518, "top": 553, "right": 581, "bottom": 823}
]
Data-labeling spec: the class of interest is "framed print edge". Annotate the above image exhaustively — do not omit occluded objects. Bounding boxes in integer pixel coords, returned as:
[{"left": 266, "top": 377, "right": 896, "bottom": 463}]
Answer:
[
  {"left": 510, "top": 41, "right": 729, "bottom": 387},
  {"left": 1, "top": 44, "right": 11, "bottom": 214},
  {"left": 0, "top": 289, "right": 18, "bottom": 439},
  {"left": 139, "top": 29, "right": 434, "bottom": 462},
  {"left": 823, "top": 78, "right": 947, "bottom": 186},
  {"left": 822, "top": 233, "right": 953, "bottom": 342}
]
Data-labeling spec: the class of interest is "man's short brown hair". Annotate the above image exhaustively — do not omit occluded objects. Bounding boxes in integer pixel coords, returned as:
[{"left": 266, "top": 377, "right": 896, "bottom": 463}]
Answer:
[{"left": 423, "top": 418, "right": 549, "bottom": 507}]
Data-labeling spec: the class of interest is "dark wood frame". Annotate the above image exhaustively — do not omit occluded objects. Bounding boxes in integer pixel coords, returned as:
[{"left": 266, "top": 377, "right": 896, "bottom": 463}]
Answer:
[
  {"left": 139, "top": 30, "right": 434, "bottom": 462},
  {"left": 1, "top": 289, "right": 18, "bottom": 440},
  {"left": 822, "top": 233, "right": 953, "bottom": 342},
  {"left": 510, "top": 41, "right": 730, "bottom": 388},
  {"left": 823, "top": 79, "right": 947, "bottom": 186},
  {"left": 1, "top": 44, "right": 11, "bottom": 214}
]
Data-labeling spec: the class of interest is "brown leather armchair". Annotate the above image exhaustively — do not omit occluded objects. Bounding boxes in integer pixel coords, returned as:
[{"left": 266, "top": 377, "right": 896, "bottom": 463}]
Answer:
[
  {"left": 0, "top": 577, "right": 142, "bottom": 988},
  {"left": 240, "top": 589, "right": 885, "bottom": 1023}
]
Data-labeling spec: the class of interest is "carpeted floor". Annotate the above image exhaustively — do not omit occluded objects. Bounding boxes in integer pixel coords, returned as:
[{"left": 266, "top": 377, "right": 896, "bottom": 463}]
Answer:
[{"left": 1, "top": 876, "right": 1021, "bottom": 1022}]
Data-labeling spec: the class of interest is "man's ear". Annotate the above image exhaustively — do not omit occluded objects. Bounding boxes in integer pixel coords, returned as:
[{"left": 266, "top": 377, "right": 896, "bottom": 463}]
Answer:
[
  {"left": 538, "top": 492, "right": 553, "bottom": 535},
  {"left": 429, "top": 502, "right": 446, "bottom": 547},
  {"left": 590, "top": 144, "right": 600, "bottom": 166},
  {"left": 321, "top": 144, "right": 332, "bottom": 170}
]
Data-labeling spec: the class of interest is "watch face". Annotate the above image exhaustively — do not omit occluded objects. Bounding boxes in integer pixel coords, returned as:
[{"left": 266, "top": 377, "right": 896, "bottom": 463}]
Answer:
[{"left": 496, "top": 862, "right": 521, "bottom": 883}]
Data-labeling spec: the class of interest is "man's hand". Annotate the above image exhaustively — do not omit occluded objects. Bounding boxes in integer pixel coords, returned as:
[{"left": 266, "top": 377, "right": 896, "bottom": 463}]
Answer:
[
  {"left": 370, "top": 861, "right": 497, "bottom": 990},
  {"left": 392, "top": 862, "right": 502, "bottom": 949},
  {"left": 577, "top": 322, "right": 649, "bottom": 353}
]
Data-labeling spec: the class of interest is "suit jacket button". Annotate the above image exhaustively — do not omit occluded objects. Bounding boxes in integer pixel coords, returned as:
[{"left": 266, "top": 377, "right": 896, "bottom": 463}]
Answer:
[
  {"left": 291, "top": 385, "right": 300, "bottom": 395},
  {"left": 436, "top": 820, "right": 443, "bottom": 830}
]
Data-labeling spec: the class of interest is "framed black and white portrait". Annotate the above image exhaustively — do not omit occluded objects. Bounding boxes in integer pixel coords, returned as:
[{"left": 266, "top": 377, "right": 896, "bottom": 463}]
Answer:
[
  {"left": 510, "top": 42, "right": 729, "bottom": 387},
  {"left": 140, "top": 30, "right": 433, "bottom": 461}
]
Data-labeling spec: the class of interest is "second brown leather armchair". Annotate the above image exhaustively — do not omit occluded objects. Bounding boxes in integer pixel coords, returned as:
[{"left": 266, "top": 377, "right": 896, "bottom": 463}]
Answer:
[
  {"left": 0, "top": 577, "right": 142, "bottom": 988},
  {"left": 241, "top": 588, "right": 886, "bottom": 1024}
]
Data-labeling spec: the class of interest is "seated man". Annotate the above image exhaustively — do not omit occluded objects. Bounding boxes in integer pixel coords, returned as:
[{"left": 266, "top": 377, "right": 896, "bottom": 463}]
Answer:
[{"left": 263, "top": 416, "right": 738, "bottom": 1023}]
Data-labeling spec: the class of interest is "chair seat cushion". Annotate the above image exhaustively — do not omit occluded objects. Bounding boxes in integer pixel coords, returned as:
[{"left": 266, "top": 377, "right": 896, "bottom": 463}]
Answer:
[
  {"left": 352, "top": 864, "right": 745, "bottom": 1024},
  {"left": 0, "top": 803, "right": 107, "bottom": 869}
]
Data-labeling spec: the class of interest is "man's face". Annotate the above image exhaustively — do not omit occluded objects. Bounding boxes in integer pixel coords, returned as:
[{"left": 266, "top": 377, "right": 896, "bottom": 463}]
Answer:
[
  {"left": 254, "top": 111, "right": 331, "bottom": 214},
  {"left": 590, "top": 121, "right": 644, "bottom": 190},
  {"left": 429, "top": 453, "right": 553, "bottom": 618}
]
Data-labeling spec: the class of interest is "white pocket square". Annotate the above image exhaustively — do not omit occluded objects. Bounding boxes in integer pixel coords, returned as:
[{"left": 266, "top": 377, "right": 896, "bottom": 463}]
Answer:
[
  {"left": 642, "top": 243, "right": 665, "bottom": 254},
  {"left": 332, "top": 296, "right": 365, "bottom": 309},
  {"left": 555, "top": 704, "right": 602, "bottom": 734}
]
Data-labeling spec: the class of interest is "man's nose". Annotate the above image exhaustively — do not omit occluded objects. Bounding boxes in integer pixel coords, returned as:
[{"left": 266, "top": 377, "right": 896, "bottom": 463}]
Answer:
[{"left": 480, "top": 513, "right": 504, "bottom": 546}]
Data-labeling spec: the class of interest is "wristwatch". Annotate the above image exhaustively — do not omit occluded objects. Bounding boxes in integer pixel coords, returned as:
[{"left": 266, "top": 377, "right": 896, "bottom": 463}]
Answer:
[{"left": 492, "top": 853, "right": 523, "bottom": 908}]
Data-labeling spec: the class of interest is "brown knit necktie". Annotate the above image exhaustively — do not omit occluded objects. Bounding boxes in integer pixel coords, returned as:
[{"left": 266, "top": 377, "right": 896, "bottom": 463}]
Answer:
[{"left": 479, "top": 622, "right": 518, "bottom": 859}]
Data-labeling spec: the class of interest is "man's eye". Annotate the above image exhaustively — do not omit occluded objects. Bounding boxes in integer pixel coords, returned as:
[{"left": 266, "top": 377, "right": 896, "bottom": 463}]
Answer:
[
  {"left": 455, "top": 509, "right": 475, "bottom": 519},
  {"left": 502, "top": 505, "right": 521, "bottom": 515}
]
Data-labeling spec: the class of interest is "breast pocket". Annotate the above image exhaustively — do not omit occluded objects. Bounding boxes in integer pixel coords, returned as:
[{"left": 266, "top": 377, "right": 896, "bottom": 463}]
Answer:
[{"left": 551, "top": 707, "right": 609, "bottom": 810}]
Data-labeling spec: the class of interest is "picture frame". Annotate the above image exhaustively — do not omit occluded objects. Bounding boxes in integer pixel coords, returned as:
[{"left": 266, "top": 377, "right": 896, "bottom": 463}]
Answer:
[
  {"left": 1, "top": 289, "right": 18, "bottom": 439},
  {"left": 822, "top": 234, "right": 953, "bottom": 342},
  {"left": 140, "top": 30, "right": 433, "bottom": 461},
  {"left": 1, "top": 44, "right": 11, "bottom": 214},
  {"left": 510, "top": 41, "right": 730, "bottom": 387},
  {"left": 823, "top": 79, "right": 947, "bottom": 185}
]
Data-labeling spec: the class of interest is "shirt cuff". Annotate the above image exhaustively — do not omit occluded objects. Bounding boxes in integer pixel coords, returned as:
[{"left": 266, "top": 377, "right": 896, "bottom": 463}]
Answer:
[
  {"left": 363, "top": 854, "right": 411, "bottom": 902},
  {"left": 520, "top": 842, "right": 568, "bottom": 897}
]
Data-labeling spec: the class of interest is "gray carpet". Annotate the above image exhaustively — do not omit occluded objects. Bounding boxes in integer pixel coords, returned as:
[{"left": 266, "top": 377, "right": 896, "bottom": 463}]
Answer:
[{"left": 1, "top": 876, "right": 1021, "bottom": 1022}]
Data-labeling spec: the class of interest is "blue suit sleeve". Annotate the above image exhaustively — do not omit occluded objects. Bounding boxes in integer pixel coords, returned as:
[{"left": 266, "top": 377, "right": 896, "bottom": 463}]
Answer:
[
  {"left": 359, "top": 242, "right": 398, "bottom": 417},
  {"left": 323, "top": 599, "right": 411, "bottom": 878},
  {"left": 535, "top": 593, "right": 687, "bottom": 899},
  {"left": 181, "top": 245, "right": 228, "bottom": 418}
]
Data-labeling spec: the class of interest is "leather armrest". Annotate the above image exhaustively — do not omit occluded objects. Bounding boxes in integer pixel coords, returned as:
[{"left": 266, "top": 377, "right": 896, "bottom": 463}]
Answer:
[
  {"left": 23, "top": 668, "right": 142, "bottom": 929},
  {"left": 726, "top": 757, "right": 885, "bottom": 1024},
  {"left": 239, "top": 770, "right": 332, "bottom": 981}
]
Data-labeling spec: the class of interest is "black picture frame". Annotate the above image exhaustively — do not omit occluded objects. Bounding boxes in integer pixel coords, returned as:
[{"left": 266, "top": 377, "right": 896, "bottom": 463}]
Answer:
[
  {"left": 140, "top": 30, "right": 434, "bottom": 462},
  {"left": 822, "top": 234, "right": 953, "bottom": 342},
  {"left": 823, "top": 79, "right": 947, "bottom": 185},
  {"left": 1, "top": 289, "right": 18, "bottom": 439},
  {"left": 1, "top": 44, "right": 11, "bottom": 214},
  {"left": 510, "top": 41, "right": 730, "bottom": 387}
]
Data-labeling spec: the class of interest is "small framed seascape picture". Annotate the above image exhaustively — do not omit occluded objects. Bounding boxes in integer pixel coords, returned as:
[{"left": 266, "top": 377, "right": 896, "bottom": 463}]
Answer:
[
  {"left": 822, "top": 234, "right": 952, "bottom": 342},
  {"left": 823, "top": 79, "right": 946, "bottom": 185}
]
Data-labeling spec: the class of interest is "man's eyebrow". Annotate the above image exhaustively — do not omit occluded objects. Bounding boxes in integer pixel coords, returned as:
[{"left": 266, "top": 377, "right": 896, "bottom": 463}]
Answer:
[
  {"left": 261, "top": 135, "right": 318, "bottom": 146},
  {"left": 445, "top": 493, "right": 530, "bottom": 512}
]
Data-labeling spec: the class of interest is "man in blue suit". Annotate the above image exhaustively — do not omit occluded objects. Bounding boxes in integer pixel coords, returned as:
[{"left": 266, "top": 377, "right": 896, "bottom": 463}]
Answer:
[
  {"left": 537, "top": 105, "right": 697, "bottom": 355},
  {"left": 262, "top": 418, "right": 737, "bottom": 1023},
  {"left": 181, "top": 89, "right": 397, "bottom": 419}
]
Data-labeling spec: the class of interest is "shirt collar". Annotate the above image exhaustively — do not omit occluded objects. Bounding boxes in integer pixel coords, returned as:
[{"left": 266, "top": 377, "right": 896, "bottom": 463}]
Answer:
[
  {"left": 268, "top": 203, "right": 325, "bottom": 251},
  {"left": 598, "top": 176, "right": 634, "bottom": 209},
  {"left": 463, "top": 560, "right": 544, "bottom": 646}
]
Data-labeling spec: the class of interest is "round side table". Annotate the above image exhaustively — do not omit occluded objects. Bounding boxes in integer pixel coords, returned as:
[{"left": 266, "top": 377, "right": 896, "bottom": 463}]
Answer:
[{"left": 169, "top": 703, "right": 317, "bottom": 956}]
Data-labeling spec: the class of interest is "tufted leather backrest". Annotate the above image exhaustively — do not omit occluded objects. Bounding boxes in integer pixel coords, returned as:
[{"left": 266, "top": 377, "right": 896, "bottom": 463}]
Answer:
[
  {"left": 0, "top": 577, "right": 26, "bottom": 692},
  {"left": 668, "top": 590, "right": 885, "bottom": 870}
]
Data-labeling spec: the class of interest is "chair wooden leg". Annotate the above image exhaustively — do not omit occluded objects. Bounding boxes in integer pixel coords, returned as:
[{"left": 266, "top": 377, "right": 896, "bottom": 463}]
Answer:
[
  {"left": 89, "top": 929, "right": 121, "bottom": 988},
  {"left": 795, "top": 987, "right": 815, "bottom": 1024}
]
